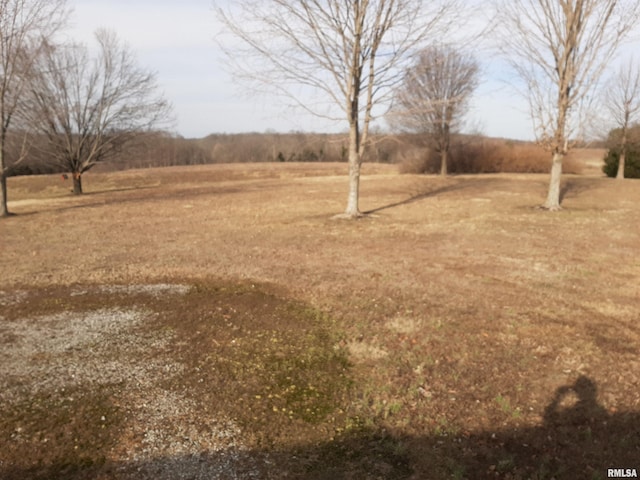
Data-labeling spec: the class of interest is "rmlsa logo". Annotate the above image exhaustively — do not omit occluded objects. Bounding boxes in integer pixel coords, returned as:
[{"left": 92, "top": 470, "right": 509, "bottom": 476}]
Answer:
[{"left": 608, "top": 469, "right": 638, "bottom": 478}]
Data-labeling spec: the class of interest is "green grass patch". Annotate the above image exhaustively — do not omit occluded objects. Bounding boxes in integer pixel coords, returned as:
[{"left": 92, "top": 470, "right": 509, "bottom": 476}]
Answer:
[{"left": 153, "top": 281, "right": 353, "bottom": 447}]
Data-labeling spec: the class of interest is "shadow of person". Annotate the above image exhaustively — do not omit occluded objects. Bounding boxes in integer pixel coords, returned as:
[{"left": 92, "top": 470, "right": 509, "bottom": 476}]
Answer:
[{"left": 543, "top": 375, "right": 609, "bottom": 427}]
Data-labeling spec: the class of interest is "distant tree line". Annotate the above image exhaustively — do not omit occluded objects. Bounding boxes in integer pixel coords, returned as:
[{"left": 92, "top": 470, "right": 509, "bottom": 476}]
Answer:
[
  {"left": 3, "top": 131, "right": 211, "bottom": 175},
  {"left": 4, "top": 129, "right": 591, "bottom": 176},
  {"left": 3, "top": 131, "right": 392, "bottom": 174}
]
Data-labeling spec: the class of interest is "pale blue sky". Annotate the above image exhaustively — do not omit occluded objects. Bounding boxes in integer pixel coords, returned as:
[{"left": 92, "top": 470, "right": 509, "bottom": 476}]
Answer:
[{"left": 69, "top": 1, "right": 539, "bottom": 140}]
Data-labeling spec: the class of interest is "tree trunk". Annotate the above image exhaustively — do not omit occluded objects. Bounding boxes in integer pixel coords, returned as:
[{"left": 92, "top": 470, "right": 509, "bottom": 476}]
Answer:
[
  {"left": 72, "top": 173, "right": 83, "bottom": 195},
  {"left": 617, "top": 147, "right": 626, "bottom": 180},
  {"left": 440, "top": 150, "right": 448, "bottom": 176},
  {"left": 0, "top": 146, "right": 9, "bottom": 217},
  {"left": 543, "top": 151, "right": 563, "bottom": 210},
  {"left": 345, "top": 154, "right": 361, "bottom": 217},
  {"left": 0, "top": 171, "right": 8, "bottom": 217},
  {"left": 344, "top": 122, "right": 361, "bottom": 217},
  {"left": 616, "top": 128, "right": 628, "bottom": 179},
  {"left": 441, "top": 124, "right": 450, "bottom": 177}
]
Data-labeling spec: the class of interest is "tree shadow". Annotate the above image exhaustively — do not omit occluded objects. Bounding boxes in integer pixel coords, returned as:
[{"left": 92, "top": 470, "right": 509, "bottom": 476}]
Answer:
[
  {"left": 361, "top": 175, "right": 606, "bottom": 215},
  {"left": 559, "top": 177, "right": 604, "bottom": 202},
  {"left": 3, "top": 376, "right": 637, "bottom": 479},
  {"left": 4, "top": 186, "right": 160, "bottom": 216},
  {"left": 77, "top": 185, "right": 159, "bottom": 197},
  {"left": 7, "top": 184, "right": 250, "bottom": 215},
  {"left": 363, "top": 177, "right": 507, "bottom": 214}
]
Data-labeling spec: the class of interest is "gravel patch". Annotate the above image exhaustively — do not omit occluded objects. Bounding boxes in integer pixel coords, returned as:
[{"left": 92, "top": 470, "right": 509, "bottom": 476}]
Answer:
[
  {"left": 114, "top": 390, "right": 264, "bottom": 480},
  {"left": 1, "top": 308, "right": 144, "bottom": 357},
  {"left": 0, "top": 287, "right": 263, "bottom": 479},
  {"left": 0, "top": 308, "right": 150, "bottom": 395},
  {"left": 97, "top": 283, "right": 192, "bottom": 297}
]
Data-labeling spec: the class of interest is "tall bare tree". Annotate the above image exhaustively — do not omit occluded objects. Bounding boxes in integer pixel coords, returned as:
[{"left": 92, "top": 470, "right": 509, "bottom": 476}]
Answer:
[
  {"left": 25, "top": 30, "right": 172, "bottom": 194},
  {"left": 603, "top": 59, "right": 640, "bottom": 179},
  {"left": 494, "top": 0, "right": 640, "bottom": 210},
  {"left": 389, "top": 45, "right": 479, "bottom": 176},
  {"left": 215, "top": 0, "right": 465, "bottom": 218},
  {"left": 0, "top": 0, "right": 68, "bottom": 217}
]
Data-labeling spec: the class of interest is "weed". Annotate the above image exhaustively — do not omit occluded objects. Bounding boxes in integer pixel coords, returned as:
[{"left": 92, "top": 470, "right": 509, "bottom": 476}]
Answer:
[
  {"left": 495, "top": 394, "right": 522, "bottom": 419},
  {"left": 447, "top": 459, "right": 467, "bottom": 480}
]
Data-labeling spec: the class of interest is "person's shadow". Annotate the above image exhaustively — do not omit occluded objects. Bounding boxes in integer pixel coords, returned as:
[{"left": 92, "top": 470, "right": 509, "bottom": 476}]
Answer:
[
  {"left": 460, "top": 375, "right": 638, "bottom": 480},
  {"left": 543, "top": 375, "right": 609, "bottom": 427}
]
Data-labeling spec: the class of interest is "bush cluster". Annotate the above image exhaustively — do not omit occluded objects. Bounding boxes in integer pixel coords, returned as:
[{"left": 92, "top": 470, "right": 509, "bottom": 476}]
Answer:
[
  {"left": 396, "top": 137, "right": 582, "bottom": 175},
  {"left": 603, "top": 146, "right": 640, "bottom": 178}
]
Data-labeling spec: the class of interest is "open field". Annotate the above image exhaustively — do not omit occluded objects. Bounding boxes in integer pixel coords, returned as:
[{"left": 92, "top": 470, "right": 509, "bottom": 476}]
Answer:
[{"left": 1, "top": 156, "right": 639, "bottom": 479}]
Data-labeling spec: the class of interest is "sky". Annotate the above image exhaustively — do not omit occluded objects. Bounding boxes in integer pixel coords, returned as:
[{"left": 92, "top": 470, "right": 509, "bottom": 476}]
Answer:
[{"left": 66, "top": 0, "right": 597, "bottom": 141}]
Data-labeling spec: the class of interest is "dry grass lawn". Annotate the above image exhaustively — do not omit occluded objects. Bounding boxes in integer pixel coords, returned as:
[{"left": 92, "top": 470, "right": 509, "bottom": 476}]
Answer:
[{"left": 1, "top": 155, "right": 639, "bottom": 479}]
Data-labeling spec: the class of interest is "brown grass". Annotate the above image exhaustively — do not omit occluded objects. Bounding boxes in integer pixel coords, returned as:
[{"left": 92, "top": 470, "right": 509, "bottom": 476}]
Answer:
[{"left": 1, "top": 159, "right": 639, "bottom": 479}]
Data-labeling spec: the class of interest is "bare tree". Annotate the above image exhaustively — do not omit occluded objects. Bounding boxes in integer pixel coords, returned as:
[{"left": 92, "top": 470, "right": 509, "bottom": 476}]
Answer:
[
  {"left": 603, "top": 59, "right": 640, "bottom": 179},
  {"left": 0, "top": 0, "right": 68, "bottom": 217},
  {"left": 215, "top": 0, "right": 467, "bottom": 218},
  {"left": 494, "top": 0, "right": 640, "bottom": 210},
  {"left": 25, "top": 30, "right": 172, "bottom": 194},
  {"left": 389, "top": 45, "right": 479, "bottom": 176}
]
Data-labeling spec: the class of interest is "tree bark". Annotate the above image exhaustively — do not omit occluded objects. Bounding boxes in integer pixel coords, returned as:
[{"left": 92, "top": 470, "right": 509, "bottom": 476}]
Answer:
[
  {"left": 543, "top": 152, "right": 563, "bottom": 210},
  {"left": 0, "top": 146, "right": 9, "bottom": 217},
  {"left": 440, "top": 149, "right": 448, "bottom": 176},
  {"left": 344, "top": 122, "right": 361, "bottom": 217},
  {"left": 0, "top": 171, "right": 8, "bottom": 217},
  {"left": 0, "top": 144, "right": 11, "bottom": 217},
  {"left": 617, "top": 132, "right": 627, "bottom": 179},
  {"left": 617, "top": 150, "right": 626, "bottom": 179},
  {"left": 72, "top": 173, "right": 83, "bottom": 195}
]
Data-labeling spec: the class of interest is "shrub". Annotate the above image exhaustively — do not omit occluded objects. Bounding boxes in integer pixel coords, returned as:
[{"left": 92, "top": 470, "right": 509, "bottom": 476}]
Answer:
[
  {"left": 450, "top": 139, "right": 582, "bottom": 174},
  {"left": 394, "top": 136, "right": 583, "bottom": 175},
  {"left": 396, "top": 147, "right": 439, "bottom": 174},
  {"left": 603, "top": 146, "right": 640, "bottom": 178}
]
